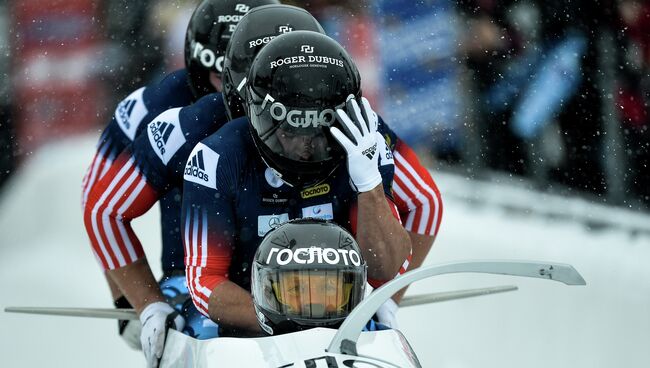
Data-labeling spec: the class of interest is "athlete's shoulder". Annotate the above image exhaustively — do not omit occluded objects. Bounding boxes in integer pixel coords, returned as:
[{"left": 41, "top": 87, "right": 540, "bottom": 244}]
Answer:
[
  {"left": 149, "top": 69, "right": 192, "bottom": 94},
  {"left": 142, "top": 69, "right": 194, "bottom": 106},
  {"left": 183, "top": 117, "right": 251, "bottom": 190},
  {"left": 113, "top": 86, "right": 150, "bottom": 141},
  {"left": 178, "top": 93, "right": 228, "bottom": 135},
  {"left": 112, "top": 69, "right": 193, "bottom": 142},
  {"left": 201, "top": 117, "right": 250, "bottom": 152},
  {"left": 145, "top": 107, "right": 186, "bottom": 166},
  {"left": 183, "top": 140, "right": 221, "bottom": 190}
]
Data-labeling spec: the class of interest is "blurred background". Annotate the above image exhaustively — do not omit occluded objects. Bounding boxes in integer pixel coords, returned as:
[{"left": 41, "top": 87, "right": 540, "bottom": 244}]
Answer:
[
  {"left": 1, "top": 0, "right": 649, "bottom": 208},
  {"left": 1, "top": 1, "right": 649, "bottom": 367}
]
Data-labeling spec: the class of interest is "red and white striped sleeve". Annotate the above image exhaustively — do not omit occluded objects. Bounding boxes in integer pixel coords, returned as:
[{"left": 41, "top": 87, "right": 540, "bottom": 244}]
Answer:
[
  {"left": 83, "top": 151, "right": 159, "bottom": 270},
  {"left": 181, "top": 140, "right": 237, "bottom": 317},
  {"left": 392, "top": 140, "right": 443, "bottom": 237},
  {"left": 81, "top": 137, "right": 119, "bottom": 209},
  {"left": 183, "top": 206, "right": 232, "bottom": 317}
]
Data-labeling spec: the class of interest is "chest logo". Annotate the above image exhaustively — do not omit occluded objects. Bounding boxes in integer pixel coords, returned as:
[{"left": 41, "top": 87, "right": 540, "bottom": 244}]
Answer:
[
  {"left": 300, "top": 183, "right": 330, "bottom": 199},
  {"left": 301, "top": 203, "right": 333, "bottom": 221},
  {"left": 257, "top": 213, "right": 290, "bottom": 237}
]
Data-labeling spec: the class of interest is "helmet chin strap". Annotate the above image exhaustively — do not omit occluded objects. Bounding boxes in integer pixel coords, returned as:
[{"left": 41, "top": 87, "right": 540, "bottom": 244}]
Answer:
[{"left": 236, "top": 77, "right": 247, "bottom": 92}]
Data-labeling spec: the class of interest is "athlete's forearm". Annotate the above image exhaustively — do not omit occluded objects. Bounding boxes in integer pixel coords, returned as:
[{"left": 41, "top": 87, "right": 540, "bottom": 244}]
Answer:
[
  {"left": 357, "top": 185, "right": 411, "bottom": 281},
  {"left": 105, "top": 272, "right": 123, "bottom": 301},
  {"left": 208, "top": 280, "right": 262, "bottom": 333},
  {"left": 106, "top": 258, "right": 166, "bottom": 314},
  {"left": 391, "top": 232, "right": 435, "bottom": 303}
]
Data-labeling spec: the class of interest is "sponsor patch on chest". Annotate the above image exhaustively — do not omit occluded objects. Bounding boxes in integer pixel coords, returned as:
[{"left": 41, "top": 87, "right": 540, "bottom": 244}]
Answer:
[
  {"left": 257, "top": 213, "right": 290, "bottom": 237},
  {"left": 301, "top": 203, "right": 334, "bottom": 220},
  {"left": 261, "top": 192, "right": 289, "bottom": 206},
  {"left": 300, "top": 183, "right": 330, "bottom": 199}
]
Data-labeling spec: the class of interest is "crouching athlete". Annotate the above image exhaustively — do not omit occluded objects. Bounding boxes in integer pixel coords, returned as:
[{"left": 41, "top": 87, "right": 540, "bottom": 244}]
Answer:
[{"left": 251, "top": 218, "right": 379, "bottom": 335}]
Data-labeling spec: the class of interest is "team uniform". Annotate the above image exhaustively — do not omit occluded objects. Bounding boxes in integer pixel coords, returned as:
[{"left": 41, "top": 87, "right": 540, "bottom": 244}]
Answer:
[
  {"left": 83, "top": 86, "right": 229, "bottom": 338},
  {"left": 180, "top": 116, "right": 440, "bottom": 322},
  {"left": 83, "top": 74, "right": 442, "bottom": 337}
]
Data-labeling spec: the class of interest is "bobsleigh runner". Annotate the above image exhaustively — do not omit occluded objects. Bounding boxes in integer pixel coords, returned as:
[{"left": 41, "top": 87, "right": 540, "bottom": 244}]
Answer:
[{"left": 6, "top": 260, "right": 586, "bottom": 368}]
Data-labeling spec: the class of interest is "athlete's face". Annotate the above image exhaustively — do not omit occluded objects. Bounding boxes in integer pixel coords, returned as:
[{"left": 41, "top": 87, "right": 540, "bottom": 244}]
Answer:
[
  {"left": 276, "top": 127, "right": 327, "bottom": 161},
  {"left": 273, "top": 273, "right": 350, "bottom": 316}
]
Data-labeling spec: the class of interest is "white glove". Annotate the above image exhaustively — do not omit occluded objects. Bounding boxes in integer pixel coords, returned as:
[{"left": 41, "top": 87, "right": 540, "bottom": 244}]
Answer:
[
  {"left": 330, "top": 96, "right": 382, "bottom": 193},
  {"left": 376, "top": 298, "right": 399, "bottom": 329},
  {"left": 139, "top": 302, "right": 185, "bottom": 368}
]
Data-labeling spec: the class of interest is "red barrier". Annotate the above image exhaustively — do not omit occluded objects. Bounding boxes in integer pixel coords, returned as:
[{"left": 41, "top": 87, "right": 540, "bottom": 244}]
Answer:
[{"left": 12, "top": 0, "right": 105, "bottom": 155}]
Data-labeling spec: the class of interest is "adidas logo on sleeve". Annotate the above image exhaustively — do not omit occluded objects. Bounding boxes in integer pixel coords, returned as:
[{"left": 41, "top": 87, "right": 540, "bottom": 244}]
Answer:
[
  {"left": 147, "top": 108, "right": 186, "bottom": 165},
  {"left": 115, "top": 87, "right": 148, "bottom": 141},
  {"left": 377, "top": 133, "right": 394, "bottom": 166},
  {"left": 184, "top": 143, "right": 219, "bottom": 189}
]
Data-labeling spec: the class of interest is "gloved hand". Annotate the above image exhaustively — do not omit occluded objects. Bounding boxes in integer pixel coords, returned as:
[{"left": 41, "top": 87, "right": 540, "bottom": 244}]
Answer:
[
  {"left": 330, "top": 96, "right": 382, "bottom": 193},
  {"left": 114, "top": 296, "right": 142, "bottom": 350},
  {"left": 375, "top": 298, "right": 399, "bottom": 329},
  {"left": 139, "top": 302, "right": 185, "bottom": 368}
]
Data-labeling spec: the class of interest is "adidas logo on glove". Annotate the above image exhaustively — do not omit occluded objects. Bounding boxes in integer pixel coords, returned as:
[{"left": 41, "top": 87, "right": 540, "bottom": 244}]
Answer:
[{"left": 362, "top": 142, "right": 377, "bottom": 160}]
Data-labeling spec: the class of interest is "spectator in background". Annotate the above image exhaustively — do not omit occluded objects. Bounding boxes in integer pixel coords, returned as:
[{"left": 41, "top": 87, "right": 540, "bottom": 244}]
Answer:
[
  {"left": 459, "top": 1, "right": 622, "bottom": 196},
  {"left": 536, "top": 0, "right": 616, "bottom": 194},
  {"left": 457, "top": 0, "right": 530, "bottom": 175}
]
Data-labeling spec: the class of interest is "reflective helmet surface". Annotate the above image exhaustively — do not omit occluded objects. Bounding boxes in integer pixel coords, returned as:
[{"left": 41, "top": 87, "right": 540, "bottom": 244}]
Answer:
[
  {"left": 184, "top": 0, "right": 279, "bottom": 98},
  {"left": 222, "top": 4, "right": 325, "bottom": 120},
  {"left": 251, "top": 218, "right": 366, "bottom": 335},
  {"left": 246, "top": 31, "right": 362, "bottom": 188}
]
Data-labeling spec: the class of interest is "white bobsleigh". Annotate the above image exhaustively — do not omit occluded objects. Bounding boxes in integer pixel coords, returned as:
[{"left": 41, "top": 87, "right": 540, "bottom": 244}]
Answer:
[{"left": 6, "top": 260, "right": 586, "bottom": 368}]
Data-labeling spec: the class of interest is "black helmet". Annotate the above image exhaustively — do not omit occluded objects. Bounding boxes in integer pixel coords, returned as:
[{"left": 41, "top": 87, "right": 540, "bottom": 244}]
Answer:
[
  {"left": 184, "top": 0, "right": 279, "bottom": 98},
  {"left": 251, "top": 218, "right": 367, "bottom": 335},
  {"left": 246, "top": 31, "right": 361, "bottom": 188},
  {"left": 222, "top": 4, "right": 325, "bottom": 120}
]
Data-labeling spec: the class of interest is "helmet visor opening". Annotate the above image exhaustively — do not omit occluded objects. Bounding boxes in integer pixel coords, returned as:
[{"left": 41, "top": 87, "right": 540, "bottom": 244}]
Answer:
[
  {"left": 259, "top": 268, "right": 363, "bottom": 321},
  {"left": 250, "top": 103, "right": 341, "bottom": 163}
]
